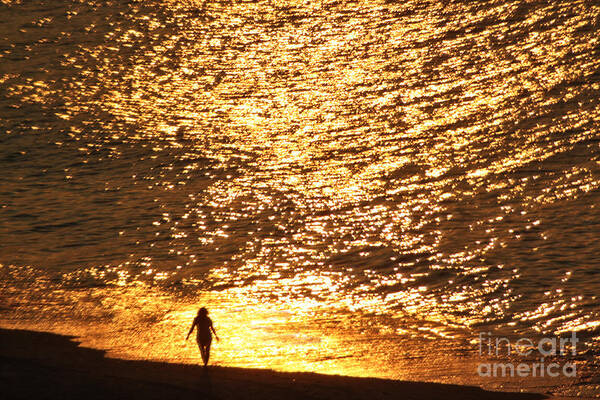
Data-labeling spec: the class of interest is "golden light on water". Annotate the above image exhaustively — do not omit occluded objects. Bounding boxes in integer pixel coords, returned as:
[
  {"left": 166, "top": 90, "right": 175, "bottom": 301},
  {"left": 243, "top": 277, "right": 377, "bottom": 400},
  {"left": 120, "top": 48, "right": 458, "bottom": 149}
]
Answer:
[
  {"left": 3, "top": 278, "right": 475, "bottom": 382},
  {"left": 2, "top": 0, "right": 600, "bottom": 396}
]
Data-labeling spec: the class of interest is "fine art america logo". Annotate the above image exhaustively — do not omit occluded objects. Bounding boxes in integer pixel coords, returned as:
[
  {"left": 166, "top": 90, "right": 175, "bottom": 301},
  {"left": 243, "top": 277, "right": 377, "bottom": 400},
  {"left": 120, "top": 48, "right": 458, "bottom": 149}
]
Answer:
[{"left": 477, "top": 332, "right": 578, "bottom": 377}]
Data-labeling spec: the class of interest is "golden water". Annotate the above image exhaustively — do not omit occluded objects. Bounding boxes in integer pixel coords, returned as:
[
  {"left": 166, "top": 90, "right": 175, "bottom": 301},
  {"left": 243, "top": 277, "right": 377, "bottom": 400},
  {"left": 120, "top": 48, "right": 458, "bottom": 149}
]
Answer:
[{"left": 1, "top": 0, "right": 600, "bottom": 396}]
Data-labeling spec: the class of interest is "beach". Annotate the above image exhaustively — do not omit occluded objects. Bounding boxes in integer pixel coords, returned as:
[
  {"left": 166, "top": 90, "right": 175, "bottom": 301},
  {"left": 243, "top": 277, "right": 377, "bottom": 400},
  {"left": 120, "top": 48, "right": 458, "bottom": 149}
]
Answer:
[
  {"left": 0, "top": 328, "right": 547, "bottom": 400},
  {"left": 2, "top": 0, "right": 600, "bottom": 397}
]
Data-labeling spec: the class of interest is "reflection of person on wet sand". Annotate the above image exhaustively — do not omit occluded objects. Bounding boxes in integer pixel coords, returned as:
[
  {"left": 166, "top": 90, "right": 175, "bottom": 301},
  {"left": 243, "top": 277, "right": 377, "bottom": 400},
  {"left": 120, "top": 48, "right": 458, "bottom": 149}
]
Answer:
[{"left": 186, "top": 307, "right": 219, "bottom": 366}]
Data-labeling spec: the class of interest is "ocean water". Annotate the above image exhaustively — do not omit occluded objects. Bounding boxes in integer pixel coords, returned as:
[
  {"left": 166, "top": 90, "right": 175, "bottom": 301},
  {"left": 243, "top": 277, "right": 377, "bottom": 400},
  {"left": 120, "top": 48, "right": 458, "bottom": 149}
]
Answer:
[{"left": 1, "top": 0, "right": 600, "bottom": 396}]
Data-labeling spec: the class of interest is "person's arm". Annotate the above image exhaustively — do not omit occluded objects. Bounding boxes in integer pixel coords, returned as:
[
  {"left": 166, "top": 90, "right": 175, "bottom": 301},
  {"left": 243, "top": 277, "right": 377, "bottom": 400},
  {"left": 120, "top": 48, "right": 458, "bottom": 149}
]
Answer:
[
  {"left": 210, "top": 321, "right": 219, "bottom": 341},
  {"left": 186, "top": 319, "right": 196, "bottom": 341}
]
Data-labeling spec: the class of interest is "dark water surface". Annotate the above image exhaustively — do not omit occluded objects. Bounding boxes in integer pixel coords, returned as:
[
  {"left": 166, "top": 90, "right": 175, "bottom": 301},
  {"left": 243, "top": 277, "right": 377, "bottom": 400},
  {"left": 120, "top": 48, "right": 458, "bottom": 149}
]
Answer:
[{"left": 1, "top": 0, "right": 600, "bottom": 396}]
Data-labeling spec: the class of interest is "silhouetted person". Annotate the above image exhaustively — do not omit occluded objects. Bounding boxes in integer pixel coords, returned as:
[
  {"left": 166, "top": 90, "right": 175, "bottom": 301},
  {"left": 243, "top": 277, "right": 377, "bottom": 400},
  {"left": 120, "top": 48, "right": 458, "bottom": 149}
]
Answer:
[{"left": 186, "top": 307, "right": 219, "bottom": 366}]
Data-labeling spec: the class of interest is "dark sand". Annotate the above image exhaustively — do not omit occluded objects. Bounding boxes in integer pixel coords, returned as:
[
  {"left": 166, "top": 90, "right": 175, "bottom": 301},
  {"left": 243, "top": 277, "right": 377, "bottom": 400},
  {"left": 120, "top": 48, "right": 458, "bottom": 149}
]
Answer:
[{"left": 0, "top": 328, "right": 547, "bottom": 400}]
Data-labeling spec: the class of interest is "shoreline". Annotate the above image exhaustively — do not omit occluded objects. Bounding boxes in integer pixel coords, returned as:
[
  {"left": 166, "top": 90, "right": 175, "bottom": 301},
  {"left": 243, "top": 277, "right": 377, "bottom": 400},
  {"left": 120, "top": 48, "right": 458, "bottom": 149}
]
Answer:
[{"left": 0, "top": 328, "right": 548, "bottom": 400}]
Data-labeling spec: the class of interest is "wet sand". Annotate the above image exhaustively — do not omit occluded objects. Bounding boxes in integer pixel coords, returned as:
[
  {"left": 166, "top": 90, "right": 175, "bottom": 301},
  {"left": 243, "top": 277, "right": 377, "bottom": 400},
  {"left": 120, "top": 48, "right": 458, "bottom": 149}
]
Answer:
[{"left": 0, "top": 328, "right": 547, "bottom": 400}]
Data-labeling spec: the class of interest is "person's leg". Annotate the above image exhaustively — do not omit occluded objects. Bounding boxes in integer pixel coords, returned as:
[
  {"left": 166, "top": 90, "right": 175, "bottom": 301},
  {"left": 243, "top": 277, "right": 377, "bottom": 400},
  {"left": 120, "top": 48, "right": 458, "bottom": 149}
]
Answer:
[
  {"left": 201, "top": 344, "right": 209, "bottom": 366},
  {"left": 198, "top": 342, "right": 206, "bottom": 365},
  {"left": 204, "top": 341, "right": 212, "bottom": 365}
]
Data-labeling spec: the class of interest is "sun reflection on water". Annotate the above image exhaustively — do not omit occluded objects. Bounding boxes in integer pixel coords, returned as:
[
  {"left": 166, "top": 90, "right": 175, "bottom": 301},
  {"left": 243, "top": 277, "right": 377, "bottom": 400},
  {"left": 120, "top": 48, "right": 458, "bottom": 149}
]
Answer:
[{"left": 1, "top": 0, "right": 600, "bottom": 396}]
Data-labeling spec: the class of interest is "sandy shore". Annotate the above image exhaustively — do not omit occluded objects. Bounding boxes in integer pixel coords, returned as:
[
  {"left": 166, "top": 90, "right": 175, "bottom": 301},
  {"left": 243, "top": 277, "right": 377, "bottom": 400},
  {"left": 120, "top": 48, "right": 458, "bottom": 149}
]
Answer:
[{"left": 0, "top": 328, "right": 547, "bottom": 400}]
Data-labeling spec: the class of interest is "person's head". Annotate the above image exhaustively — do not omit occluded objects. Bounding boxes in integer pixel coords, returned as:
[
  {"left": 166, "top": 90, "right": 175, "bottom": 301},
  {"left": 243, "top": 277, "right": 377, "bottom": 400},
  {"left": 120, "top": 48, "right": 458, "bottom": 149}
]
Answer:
[{"left": 197, "top": 307, "right": 208, "bottom": 317}]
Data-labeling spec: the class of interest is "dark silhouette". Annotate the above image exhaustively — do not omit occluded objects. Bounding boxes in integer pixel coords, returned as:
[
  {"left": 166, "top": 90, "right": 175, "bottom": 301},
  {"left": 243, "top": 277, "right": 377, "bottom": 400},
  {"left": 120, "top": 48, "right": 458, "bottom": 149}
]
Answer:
[
  {"left": 186, "top": 307, "right": 219, "bottom": 367},
  {"left": 2, "top": 328, "right": 548, "bottom": 400}
]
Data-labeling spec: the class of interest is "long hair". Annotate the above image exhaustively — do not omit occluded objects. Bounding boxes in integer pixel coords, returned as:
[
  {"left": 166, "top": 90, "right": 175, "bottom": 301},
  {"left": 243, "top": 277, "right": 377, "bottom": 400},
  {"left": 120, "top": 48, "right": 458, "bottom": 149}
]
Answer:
[{"left": 197, "top": 307, "right": 208, "bottom": 317}]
